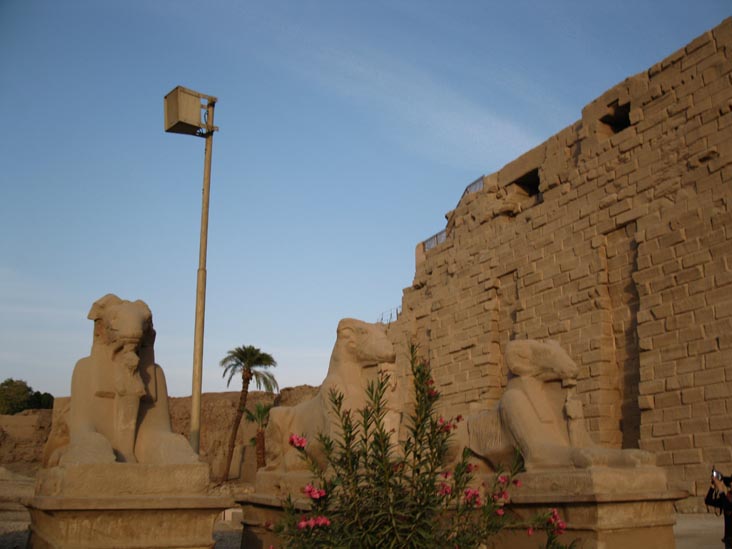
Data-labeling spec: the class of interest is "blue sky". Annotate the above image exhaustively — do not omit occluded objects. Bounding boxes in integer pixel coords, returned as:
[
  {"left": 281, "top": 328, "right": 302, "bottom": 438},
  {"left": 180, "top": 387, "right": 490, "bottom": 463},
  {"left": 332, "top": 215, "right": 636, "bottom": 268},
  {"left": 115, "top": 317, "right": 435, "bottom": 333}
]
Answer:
[{"left": 1, "top": 1, "right": 729, "bottom": 397}]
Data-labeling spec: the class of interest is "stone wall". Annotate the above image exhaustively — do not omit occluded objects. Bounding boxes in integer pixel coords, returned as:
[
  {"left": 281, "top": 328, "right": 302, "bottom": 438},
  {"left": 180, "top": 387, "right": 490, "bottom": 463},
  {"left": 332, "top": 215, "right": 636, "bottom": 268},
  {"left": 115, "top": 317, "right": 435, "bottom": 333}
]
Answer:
[
  {"left": 168, "top": 386, "right": 317, "bottom": 481},
  {"left": 392, "top": 17, "right": 732, "bottom": 510},
  {"left": 0, "top": 386, "right": 317, "bottom": 482},
  {"left": 0, "top": 410, "right": 52, "bottom": 476}
]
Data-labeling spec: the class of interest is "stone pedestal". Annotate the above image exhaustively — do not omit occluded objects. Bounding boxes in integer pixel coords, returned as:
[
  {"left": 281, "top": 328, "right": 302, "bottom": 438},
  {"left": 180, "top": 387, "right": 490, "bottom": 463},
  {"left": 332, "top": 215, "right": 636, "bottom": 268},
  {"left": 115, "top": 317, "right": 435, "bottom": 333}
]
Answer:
[
  {"left": 502, "top": 467, "right": 687, "bottom": 549},
  {"left": 26, "top": 463, "right": 233, "bottom": 549},
  {"left": 238, "top": 466, "right": 685, "bottom": 549},
  {"left": 0, "top": 467, "right": 34, "bottom": 526},
  {"left": 238, "top": 493, "right": 309, "bottom": 549},
  {"left": 253, "top": 470, "right": 314, "bottom": 497}
]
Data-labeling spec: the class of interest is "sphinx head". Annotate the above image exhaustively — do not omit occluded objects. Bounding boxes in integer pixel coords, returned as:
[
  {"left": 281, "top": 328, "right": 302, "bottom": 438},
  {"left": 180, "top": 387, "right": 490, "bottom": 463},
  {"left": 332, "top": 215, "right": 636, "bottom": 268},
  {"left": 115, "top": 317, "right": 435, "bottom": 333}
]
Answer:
[
  {"left": 336, "top": 318, "right": 396, "bottom": 367},
  {"left": 88, "top": 294, "right": 154, "bottom": 398},
  {"left": 505, "top": 339, "right": 579, "bottom": 387}
]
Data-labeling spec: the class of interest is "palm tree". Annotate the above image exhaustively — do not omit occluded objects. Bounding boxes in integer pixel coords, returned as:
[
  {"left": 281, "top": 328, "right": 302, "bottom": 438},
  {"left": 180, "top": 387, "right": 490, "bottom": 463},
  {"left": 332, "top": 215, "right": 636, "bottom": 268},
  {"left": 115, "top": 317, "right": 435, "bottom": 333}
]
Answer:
[
  {"left": 220, "top": 346, "right": 278, "bottom": 481},
  {"left": 245, "top": 403, "right": 273, "bottom": 470}
]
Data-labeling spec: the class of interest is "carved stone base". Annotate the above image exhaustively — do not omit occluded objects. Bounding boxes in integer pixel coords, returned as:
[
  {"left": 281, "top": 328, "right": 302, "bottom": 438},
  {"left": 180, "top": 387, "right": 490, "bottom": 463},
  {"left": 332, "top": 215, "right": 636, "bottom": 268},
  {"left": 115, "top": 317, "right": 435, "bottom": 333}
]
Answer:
[
  {"left": 503, "top": 467, "right": 686, "bottom": 549},
  {"left": 254, "top": 470, "right": 314, "bottom": 497},
  {"left": 26, "top": 464, "right": 233, "bottom": 549},
  {"left": 237, "top": 492, "right": 309, "bottom": 549},
  {"left": 239, "top": 467, "right": 685, "bottom": 549}
]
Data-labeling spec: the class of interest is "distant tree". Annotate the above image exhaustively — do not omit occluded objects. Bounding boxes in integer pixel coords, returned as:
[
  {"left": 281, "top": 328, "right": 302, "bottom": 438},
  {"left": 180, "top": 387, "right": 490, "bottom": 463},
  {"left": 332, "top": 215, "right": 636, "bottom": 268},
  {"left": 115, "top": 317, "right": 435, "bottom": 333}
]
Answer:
[
  {"left": 245, "top": 403, "right": 273, "bottom": 470},
  {"left": 0, "top": 378, "right": 33, "bottom": 415},
  {"left": 220, "top": 346, "right": 278, "bottom": 481},
  {"left": 28, "top": 390, "right": 54, "bottom": 410}
]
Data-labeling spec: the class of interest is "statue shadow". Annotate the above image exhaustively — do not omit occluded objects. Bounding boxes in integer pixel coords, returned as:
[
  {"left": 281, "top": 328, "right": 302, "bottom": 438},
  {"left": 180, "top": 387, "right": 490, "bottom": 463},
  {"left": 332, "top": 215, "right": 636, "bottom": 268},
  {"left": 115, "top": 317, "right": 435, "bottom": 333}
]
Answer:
[{"left": 0, "top": 527, "right": 29, "bottom": 549}]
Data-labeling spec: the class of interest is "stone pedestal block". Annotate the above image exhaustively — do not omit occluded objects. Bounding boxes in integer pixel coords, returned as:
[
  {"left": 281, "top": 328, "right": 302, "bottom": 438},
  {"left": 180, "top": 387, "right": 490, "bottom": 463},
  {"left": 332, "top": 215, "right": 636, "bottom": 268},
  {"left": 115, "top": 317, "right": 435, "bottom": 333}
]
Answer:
[
  {"left": 26, "top": 464, "right": 233, "bottom": 549},
  {"left": 503, "top": 467, "right": 687, "bottom": 549},
  {"left": 253, "top": 469, "right": 314, "bottom": 497},
  {"left": 238, "top": 467, "right": 685, "bottom": 549},
  {"left": 238, "top": 493, "right": 304, "bottom": 549}
]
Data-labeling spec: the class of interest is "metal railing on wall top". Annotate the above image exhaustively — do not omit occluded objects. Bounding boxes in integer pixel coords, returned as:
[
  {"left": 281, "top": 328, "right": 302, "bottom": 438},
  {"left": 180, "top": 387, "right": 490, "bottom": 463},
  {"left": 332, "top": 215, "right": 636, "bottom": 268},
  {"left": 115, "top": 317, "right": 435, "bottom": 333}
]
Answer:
[
  {"left": 420, "top": 175, "right": 484, "bottom": 252},
  {"left": 377, "top": 306, "right": 402, "bottom": 325}
]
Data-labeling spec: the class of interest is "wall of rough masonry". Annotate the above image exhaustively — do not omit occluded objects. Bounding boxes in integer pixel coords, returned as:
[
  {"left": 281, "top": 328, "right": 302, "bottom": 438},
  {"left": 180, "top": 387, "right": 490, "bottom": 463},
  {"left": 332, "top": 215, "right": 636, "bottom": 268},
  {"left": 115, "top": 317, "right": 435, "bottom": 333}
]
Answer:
[{"left": 391, "top": 17, "right": 732, "bottom": 509}]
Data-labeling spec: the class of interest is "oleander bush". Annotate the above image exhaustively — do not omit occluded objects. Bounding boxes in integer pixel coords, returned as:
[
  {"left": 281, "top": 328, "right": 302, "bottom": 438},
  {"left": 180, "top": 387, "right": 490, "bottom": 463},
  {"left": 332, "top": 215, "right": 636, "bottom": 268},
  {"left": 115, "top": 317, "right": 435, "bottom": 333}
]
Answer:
[{"left": 277, "top": 345, "right": 575, "bottom": 549}]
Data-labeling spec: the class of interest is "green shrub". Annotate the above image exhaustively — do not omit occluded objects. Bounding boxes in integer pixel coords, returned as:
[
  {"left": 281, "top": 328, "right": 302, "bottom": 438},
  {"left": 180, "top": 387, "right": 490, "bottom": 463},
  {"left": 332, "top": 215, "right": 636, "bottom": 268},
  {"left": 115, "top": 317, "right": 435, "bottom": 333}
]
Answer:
[
  {"left": 0, "top": 378, "right": 53, "bottom": 414},
  {"left": 277, "top": 345, "right": 575, "bottom": 548}
]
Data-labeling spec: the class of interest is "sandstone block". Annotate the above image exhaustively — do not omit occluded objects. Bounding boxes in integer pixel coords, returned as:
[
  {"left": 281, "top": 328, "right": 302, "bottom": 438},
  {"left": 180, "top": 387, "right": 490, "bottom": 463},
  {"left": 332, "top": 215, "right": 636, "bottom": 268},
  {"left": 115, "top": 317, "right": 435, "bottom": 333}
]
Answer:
[
  {"left": 680, "top": 417, "right": 709, "bottom": 434},
  {"left": 652, "top": 422, "right": 680, "bottom": 437},
  {"left": 695, "top": 368, "right": 725, "bottom": 386},
  {"left": 672, "top": 448, "right": 702, "bottom": 464}
]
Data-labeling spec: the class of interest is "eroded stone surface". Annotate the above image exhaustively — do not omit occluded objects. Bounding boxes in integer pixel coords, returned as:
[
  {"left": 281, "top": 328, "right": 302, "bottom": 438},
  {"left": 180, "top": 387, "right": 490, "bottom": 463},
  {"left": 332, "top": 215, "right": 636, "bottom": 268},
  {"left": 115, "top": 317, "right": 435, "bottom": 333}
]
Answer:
[
  {"left": 258, "top": 318, "right": 396, "bottom": 493},
  {"left": 390, "top": 16, "right": 732, "bottom": 508},
  {"left": 461, "top": 339, "right": 655, "bottom": 471},
  {"left": 46, "top": 294, "right": 198, "bottom": 467},
  {"left": 26, "top": 296, "right": 233, "bottom": 549}
]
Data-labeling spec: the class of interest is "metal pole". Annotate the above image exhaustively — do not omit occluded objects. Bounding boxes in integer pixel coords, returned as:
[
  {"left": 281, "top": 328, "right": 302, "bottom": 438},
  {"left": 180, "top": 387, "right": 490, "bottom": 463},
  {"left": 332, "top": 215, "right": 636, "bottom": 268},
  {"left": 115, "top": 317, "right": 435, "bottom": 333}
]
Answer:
[{"left": 190, "top": 100, "right": 215, "bottom": 453}]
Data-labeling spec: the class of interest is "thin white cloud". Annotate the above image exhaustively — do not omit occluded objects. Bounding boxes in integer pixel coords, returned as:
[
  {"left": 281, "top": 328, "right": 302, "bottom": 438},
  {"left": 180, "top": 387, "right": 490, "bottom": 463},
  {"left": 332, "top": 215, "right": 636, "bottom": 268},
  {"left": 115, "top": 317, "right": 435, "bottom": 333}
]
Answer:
[
  {"left": 282, "top": 42, "right": 541, "bottom": 169},
  {"left": 147, "top": 2, "right": 543, "bottom": 170}
]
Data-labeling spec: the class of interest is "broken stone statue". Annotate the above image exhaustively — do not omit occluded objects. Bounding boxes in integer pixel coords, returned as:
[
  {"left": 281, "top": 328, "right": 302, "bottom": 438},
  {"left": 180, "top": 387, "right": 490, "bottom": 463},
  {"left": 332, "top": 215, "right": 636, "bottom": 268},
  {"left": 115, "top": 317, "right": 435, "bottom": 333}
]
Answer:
[
  {"left": 257, "top": 318, "right": 396, "bottom": 493},
  {"left": 45, "top": 293, "right": 198, "bottom": 466},
  {"left": 462, "top": 339, "right": 655, "bottom": 471},
  {"left": 28, "top": 294, "right": 231, "bottom": 549}
]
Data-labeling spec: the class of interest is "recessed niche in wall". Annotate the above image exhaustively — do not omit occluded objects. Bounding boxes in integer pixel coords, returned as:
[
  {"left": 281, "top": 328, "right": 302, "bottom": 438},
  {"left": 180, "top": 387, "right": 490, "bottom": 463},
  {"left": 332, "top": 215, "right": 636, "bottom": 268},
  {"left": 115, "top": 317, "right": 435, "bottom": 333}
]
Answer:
[
  {"left": 509, "top": 168, "right": 543, "bottom": 210},
  {"left": 599, "top": 100, "right": 631, "bottom": 137}
]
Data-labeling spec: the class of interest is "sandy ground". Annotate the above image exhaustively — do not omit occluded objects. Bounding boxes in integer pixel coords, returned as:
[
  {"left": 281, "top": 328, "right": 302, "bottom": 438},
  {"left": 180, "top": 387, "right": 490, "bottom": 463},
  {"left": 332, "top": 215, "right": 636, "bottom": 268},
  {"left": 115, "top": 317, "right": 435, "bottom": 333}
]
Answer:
[
  {"left": 0, "top": 513, "right": 726, "bottom": 548},
  {"left": 674, "top": 512, "right": 727, "bottom": 549},
  {"left": 0, "top": 520, "right": 244, "bottom": 549}
]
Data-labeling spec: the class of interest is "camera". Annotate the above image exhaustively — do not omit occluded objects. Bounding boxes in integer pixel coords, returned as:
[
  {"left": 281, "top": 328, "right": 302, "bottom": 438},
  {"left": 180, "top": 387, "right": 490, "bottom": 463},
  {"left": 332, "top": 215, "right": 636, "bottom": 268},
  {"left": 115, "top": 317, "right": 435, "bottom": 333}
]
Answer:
[{"left": 711, "top": 466, "right": 732, "bottom": 487}]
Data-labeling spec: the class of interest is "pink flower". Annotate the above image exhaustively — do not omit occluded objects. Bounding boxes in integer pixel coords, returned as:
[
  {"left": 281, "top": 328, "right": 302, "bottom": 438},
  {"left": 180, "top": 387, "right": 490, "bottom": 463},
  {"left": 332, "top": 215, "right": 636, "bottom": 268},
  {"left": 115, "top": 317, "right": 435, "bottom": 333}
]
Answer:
[
  {"left": 464, "top": 488, "right": 482, "bottom": 506},
  {"left": 527, "top": 527, "right": 534, "bottom": 537},
  {"left": 512, "top": 478, "right": 522, "bottom": 488},
  {"left": 314, "top": 515, "right": 331, "bottom": 527},
  {"left": 441, "top": 471, "right": 452, "bottom": 479},
  {"left": 497, "top": 474, "right": 508, "bottom": 485},
  {"left": 297, "top": 514, "right": 331, "bottom": 529},
  {"left": 288, "top": 434, "right": 307, "bottom": 449},
  {"left": 466, "top": 463, "right": 478, "bottom": 473},
  {"left": 548, "top": 508, "right": 562, "bottom": 524},
  {"left": 495, "top": 508, "right": 505, "bottom": 516},
  {"left": 438, "top": 482, "right": 453, "bottom": 496},
  {"left": 456, "top": 414, "right": 463, "bottom": 422},
  {"left": 547, "top": 508, "right": 566, "bottom": 534},
  {"left": 303, "top": 484, "right": 326, "bottom": 500},
  {"left": 428, "top": 388, "right": 439, "bottom": 398}
]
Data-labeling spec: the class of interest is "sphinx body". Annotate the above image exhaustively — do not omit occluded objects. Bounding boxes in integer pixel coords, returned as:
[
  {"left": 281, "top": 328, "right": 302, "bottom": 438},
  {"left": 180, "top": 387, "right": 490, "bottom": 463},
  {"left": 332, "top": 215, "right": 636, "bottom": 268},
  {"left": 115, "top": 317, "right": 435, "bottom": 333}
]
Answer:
[
  {"left": 463, "top": 339, "right": 654, "bottom": 471},
  {"left": 263, "top": 318, "right": 397, "bottom": 474},
  {"left": 47, "top": 294, "right": 198, "bottom": 466}
]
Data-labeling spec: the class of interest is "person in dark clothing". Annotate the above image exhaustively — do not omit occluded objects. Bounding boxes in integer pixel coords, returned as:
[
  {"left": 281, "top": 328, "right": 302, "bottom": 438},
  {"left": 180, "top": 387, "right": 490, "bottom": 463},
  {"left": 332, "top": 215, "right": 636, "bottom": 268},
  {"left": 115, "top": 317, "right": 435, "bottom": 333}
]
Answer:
[{"left": 706, "top": 474, "right": 732, "bottom": 549}]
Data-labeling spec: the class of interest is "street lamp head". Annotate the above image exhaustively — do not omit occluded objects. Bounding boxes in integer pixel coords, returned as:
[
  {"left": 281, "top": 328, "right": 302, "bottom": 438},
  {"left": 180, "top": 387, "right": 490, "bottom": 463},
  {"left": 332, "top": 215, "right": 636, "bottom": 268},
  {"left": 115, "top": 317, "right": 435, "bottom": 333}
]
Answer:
[{"left": 164, "top": 86, "right": 218, "bottom": 137}]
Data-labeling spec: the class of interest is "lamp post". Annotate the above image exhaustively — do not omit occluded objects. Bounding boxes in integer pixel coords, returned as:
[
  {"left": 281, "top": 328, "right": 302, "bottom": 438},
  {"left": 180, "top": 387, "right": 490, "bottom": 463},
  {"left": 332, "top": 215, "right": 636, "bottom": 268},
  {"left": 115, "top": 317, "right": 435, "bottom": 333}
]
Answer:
[{"left": 164, "top": 86, "right": 219, "bottom": 453}]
